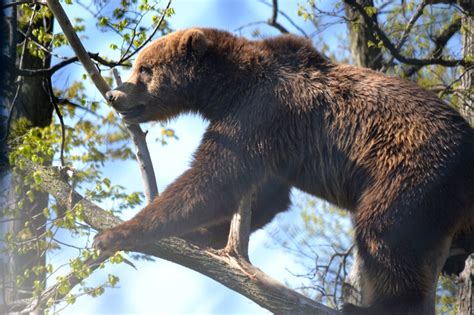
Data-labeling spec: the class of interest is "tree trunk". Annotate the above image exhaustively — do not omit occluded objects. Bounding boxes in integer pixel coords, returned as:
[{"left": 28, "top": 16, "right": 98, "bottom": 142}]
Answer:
[
  {"left": 458, "top": 4, "right": 473, "bottom": 125},
  {"left": 457, "top": 6, "right": 473, "bottom": 314},
  {"left": 344, "top": 0, "right": 383, "bottom": 71},
  {"left": 0, "top": 6, "right": 53, "bottom": 314},
  {"left": 458, "top": 255, "right": 474, "bottom": 315}
]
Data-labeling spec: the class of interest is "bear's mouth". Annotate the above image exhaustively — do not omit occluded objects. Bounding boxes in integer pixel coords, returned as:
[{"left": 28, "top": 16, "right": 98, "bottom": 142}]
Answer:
[{"left": 117, "top": 105, "right": 145, "bottom": 120}]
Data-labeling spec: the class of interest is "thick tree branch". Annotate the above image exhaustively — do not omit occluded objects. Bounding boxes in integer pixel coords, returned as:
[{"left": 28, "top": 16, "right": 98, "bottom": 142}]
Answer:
[
  {"left": 344, "top": 0, "right": 471, "bottom": 68},
  {"left": 13, "top": 160, "right": 339, "bottom": 314},
  {"left": 45, "top": 0, "right": 158, "bottom": 202}
]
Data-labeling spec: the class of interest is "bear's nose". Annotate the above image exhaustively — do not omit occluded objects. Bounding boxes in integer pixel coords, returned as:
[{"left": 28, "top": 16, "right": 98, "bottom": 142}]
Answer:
[{"left": 105, "top": 90, "right": 116, "bottom": 103}]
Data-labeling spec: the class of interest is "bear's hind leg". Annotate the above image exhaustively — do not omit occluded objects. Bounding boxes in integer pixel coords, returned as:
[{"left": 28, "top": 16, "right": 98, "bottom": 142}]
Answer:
[{"left": 343, "top": 206, "right": 453, "bottom": 315}]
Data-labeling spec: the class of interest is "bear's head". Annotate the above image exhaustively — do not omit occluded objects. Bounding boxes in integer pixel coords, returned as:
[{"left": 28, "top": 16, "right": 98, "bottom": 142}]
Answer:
[{"left": 106, "top": 28, "right": 218, "bottom": 123}]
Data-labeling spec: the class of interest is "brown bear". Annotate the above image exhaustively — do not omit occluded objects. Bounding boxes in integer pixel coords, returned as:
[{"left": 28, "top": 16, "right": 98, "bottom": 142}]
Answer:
[{"left": 95, "top": 28, "right": 474, "bottom": 314}]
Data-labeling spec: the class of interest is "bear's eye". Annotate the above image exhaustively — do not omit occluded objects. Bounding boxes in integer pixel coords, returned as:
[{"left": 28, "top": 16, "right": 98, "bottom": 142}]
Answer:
[{"left": 139, "top": 66, "right": 152, "bottom": 76}]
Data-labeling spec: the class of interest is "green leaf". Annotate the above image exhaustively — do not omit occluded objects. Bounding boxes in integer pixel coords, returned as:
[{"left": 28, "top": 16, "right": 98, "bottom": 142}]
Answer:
[{"left": 364, "top": 6, "right": 377, "bottom": 17}]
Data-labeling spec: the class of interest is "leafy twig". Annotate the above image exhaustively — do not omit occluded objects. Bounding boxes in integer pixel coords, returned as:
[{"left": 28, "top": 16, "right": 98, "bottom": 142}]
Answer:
[{"left": 117, "top": 0, "right": 172, "bottom": 65}]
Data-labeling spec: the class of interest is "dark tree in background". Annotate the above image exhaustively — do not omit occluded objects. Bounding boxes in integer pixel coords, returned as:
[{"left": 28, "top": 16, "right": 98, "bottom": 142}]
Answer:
[{"left": 1, "top": 3, "right": 54, "bottom": 313}]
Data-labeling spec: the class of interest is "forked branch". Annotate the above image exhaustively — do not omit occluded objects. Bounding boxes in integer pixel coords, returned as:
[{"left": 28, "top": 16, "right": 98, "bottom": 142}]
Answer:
[{"left": 45, "top": 0, "right": 158, "bottom": 202}]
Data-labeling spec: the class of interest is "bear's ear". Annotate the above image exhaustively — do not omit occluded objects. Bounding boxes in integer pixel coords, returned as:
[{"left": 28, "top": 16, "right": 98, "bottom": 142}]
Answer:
[{"left": 179, "top": 29, "right": 208, "bottom": 57}]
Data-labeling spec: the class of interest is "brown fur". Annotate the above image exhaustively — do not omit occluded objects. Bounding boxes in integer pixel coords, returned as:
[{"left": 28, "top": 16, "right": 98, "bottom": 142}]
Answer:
[{"left": 97, "top": 28, "right": 474, "bottom": 314}]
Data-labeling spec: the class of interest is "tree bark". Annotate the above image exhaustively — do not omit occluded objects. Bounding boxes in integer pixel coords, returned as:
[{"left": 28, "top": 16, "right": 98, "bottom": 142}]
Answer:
[
  {"left": 457, "top": 5, "right": 473, "bottom": 314},
  {"left": 459, "top": 4, "right": 473, "bottom": 125},
  {"left": 458, "top": 255, "right": 474, "bottom": 315}
]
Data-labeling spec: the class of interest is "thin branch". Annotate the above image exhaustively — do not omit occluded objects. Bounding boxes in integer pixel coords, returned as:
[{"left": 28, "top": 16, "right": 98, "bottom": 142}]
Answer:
[
  {"left": 17, "top": 53, "right": 131, "bottom": 77},
  {"left": 344, "top": 0, "right": 471, "bottom": 68},
  {"left": 112, "top": 68, "right": 122, "bottom": 85},
  {"left": 16, "top": 57, "right": 77, "bottom": 76},
  {"left": 44, "top": 78, "right": 65, "bottom": 166},
  {"left": 116, "top": 3, "right": 156, "bottom": 65},
  {"left": 1, "top": 1, "right": 46, "bottom": 9},
  {"left": 267, "top": 0, "right": 289, "bottom": 34},
  {"left": 8, "top": 1, "right": 18, "bottom": 83},
  {"left": 45, "top": 0, "right": 158, "bottom": 202},
  {"left": 258, "top": 0, "right": 308, "bottom": 37},
  {"left": 2, "top": 80, "right": 23, "bottom": 142},
  {"left": 397, "top": 1, "right": 427, "bottom": 50},
  {"left": 19, "top": 9, "right": 38, "bottom": 69},
  {"left": 385, "top": 0, "right": 427, "bottom": 67}
]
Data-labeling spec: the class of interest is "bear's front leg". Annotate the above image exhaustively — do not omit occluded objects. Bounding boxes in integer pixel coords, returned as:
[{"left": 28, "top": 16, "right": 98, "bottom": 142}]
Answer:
[{"left": 93, "top": 134, "right": 263, "bottom": 252}]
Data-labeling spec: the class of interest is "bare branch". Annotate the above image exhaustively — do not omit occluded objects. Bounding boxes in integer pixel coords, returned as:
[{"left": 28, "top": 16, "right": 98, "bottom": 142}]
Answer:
[
  {"left": 111, "top": 68, "right": 122, "bottom": 85},
  {"left": 17, "top": 53, "right": 130, "bottom": 77},
  {"left": 396, "top": 1, "right": 427, "bottom": 50},
  {"left": 2, "top": 80, "right": 23, "bottom": 142},
  {"left": 44, "top": 78, "right": 65, "bottom": 166},
  {"left": 124, "top": 124, "right": 159, "bottom": 201},
  {"left": 258, "top": 0, "right": 308, "bottom": 37},
  {"left": 384, "top": 0, "right": 427, "bottom": 68},
  {"left": 267, "top": 0, "right": 289, "bottom": 34},
  {"left": 1, "top": 1, "right": 46, "bottom": 9}
]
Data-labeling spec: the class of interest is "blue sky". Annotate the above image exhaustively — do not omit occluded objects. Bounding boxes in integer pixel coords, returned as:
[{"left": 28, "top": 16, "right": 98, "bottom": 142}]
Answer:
[{"left": 48, "top": 0, "right": 348, "bottom": 314}]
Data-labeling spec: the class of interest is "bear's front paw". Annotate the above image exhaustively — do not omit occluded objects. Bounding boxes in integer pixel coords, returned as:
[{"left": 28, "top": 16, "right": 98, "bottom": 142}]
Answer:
[{"left": 93, "top": 227, "right": 132, "bottom": 252}]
